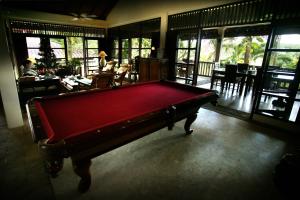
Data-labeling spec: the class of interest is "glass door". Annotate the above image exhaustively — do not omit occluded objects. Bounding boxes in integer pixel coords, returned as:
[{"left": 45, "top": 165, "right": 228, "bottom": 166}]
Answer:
[
  {"left": 255, "top": 26, "right": 300, "bottom": 122},
  {"left": 85, "top": 38, "right": 99, "bottom": 75},
  {"left": 175, "top": 32, "right": 198, "bottom": 85}
]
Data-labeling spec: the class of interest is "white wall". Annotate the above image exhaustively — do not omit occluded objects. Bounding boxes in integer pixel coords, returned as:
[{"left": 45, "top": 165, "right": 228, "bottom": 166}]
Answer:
[{"left": 0, "top": 14, "right": 23, "bottom": 128}]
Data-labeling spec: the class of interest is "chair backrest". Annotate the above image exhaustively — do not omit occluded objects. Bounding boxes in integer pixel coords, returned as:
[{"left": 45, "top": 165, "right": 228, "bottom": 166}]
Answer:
[
  {"left": 225, "top": 64, "right": 238, "bottom": 82},
  {"left": 134, "top": 56, "right": 140, "bottom": 72},
  {"left": 115, "top": 69, "right": 128, "bottom": 86},
  {"left": 91, "top": 72, "right": 114, "bottom": 89},
  {"left": 237, "top": 63, "right": 249, "bottom": 73},
  {"left": 102, "top": 61, "right": 116, "bottom": 73}
]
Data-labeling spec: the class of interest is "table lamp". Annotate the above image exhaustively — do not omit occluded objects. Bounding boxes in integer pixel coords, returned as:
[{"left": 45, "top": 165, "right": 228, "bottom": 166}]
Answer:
[{"left": 99, "top": 51, "right": 107, "bottom": 68}]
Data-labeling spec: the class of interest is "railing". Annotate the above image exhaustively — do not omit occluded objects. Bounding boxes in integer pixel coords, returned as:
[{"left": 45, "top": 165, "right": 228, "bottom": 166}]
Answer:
[{"left": 198, "top": 61, "right": 215, "bottom": 77}]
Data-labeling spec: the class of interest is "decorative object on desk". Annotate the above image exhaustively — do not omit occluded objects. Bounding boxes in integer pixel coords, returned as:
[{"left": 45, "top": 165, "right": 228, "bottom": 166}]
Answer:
[
  {"left": 35, "top": 37, "right": 59, "bottom": 74},
  {"left": 99, "top": 50, "right": 107, "bottom": 69}
]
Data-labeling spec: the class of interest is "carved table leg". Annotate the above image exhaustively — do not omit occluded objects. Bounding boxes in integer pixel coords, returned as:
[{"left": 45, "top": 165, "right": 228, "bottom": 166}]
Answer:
[
  {"left": 184, "top": 113, "right": 197, "bottom": 135},
  {"left": 38, "top": 139, "right": 65, "bottom": 178},
  {"left": 72, "top": 159, "right": 92, "bottom": 193}
]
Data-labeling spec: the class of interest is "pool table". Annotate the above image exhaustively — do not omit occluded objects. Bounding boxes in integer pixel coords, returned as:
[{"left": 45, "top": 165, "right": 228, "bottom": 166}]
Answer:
[{"left": 26, "top": 80, "right": 217, "bottom": 192}]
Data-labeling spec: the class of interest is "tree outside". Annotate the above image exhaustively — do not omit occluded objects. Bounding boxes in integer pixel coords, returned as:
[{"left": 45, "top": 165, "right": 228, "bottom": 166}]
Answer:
[
  {"left": 269, "top": 34, "right": 300, "bottom": 69},
  {"left": 220, "top": 36, "right": 267, "bottom": 66},
  {"left": 200, "top": 39, "right": 217, "bottom": 62}
]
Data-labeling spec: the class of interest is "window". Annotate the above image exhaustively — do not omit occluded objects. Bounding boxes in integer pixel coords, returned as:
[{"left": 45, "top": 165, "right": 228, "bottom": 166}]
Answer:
[
  {"left": 26, "top": 37, "right": 41, "bottom": 59},
  {"left": 200, "top": 39, "right": 217, "bottom": 62},
  {"left": 141, "top": 38, "right": 152, "bottom": 58},
  {"left": 67, "top": 37, "right": 84, "bottom": 60},
  {"left": 122, "top": 39, "right": 129, "bottom": 64},
  {"left": 67, "top": 37, "right": 84, "bottom": 74},
  {"left": 85, "top": 39, "right": 99, "bottom": 75},
  {"left": 256, "top": 27, "right": 300, "bottom": 122},
  {"left": 50, "top": 38, "right": 66, "bottom": 66},
  {"left": 131, "top": 38, "right": 140, "bottom": 59},
  {"left": 112, "top": 39, "right": 119, "bottom": 62},
  {"left": 175, "top": 33, "right": 197, "bottom": 84},
  {"left": 220, "top": 36, "right": 267, "bottom": 66}
]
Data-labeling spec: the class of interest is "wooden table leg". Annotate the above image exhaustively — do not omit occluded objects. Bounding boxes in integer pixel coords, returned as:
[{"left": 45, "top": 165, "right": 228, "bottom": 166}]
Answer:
[
  {"left": 210, "top": 71, "right": 215, "bottom": 89},
  {"left": 184, "top": 113, "right": 197, "bottom": 135},
  {"left": 72, "top": 159, "right": 92, "bottom": 193}
]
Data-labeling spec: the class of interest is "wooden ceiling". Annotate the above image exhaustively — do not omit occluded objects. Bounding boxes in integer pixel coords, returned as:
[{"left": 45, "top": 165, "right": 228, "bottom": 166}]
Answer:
[{"left": 1, "top": 0, "right": 119, "bottom": 20}]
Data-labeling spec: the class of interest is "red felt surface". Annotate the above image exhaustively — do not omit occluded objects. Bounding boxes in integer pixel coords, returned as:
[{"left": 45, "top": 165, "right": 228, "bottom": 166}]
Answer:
[{"left": 36, "top": 82, "right": 210, "bottom": 142}]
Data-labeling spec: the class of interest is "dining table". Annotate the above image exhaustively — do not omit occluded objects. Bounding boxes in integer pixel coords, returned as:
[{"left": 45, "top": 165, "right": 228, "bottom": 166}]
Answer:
[{"left": 210, "top": 68, "right": 257, "bottom": 95}]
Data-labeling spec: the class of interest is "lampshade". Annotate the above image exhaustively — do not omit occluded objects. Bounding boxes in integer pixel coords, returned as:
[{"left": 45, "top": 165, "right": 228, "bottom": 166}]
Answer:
[
  {"left": 27, "top": 57, "right": 36, "bottom": 64},
  {"left": 99, "top": 51, "right": 107, "bottom": 57}
]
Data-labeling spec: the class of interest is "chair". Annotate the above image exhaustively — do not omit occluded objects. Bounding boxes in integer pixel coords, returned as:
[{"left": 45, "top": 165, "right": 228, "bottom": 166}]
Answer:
[
  {"left": 114, "top": 65, "right": 129, "bottom": 86},
  {"left": 237, "top": 63, "right": 249, "bottom": 73},
  {"left": 210, "top": 62, "right": 224, "bottom": 89},
  {"left": 90, "top": 72, "right": 114, "bottom": 89},
  {"left": 102, "top": 61, "right": 117, "bottom": 74},
  {"left": 220, "top": 64, "right": 242, "bottom": 93}
]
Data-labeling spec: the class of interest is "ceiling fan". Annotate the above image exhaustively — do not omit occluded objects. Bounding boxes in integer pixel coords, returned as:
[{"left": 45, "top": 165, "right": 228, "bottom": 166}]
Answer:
[{"left": 70, "top": 13, "right": 98, "bottom": 21}]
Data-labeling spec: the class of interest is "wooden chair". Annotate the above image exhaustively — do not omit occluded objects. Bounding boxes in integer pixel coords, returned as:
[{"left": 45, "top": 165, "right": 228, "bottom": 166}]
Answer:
[
  {"left": 237, "top": 63, "right": 249, "bottom": 73},
  {"left": 89, "top": 72, "right": 114, "bottom": 89},
  {"left": 220, "top": 64, "right": 242, "bottom": 93},
  {"left": 211, "top": 62, "right": 224, "bottom": 88},
  {"left": 114, "top": 68, "right": 128, "bottom": 85},
  {"left": 102, "top": 61, "right": 117, "bottom": 74}
]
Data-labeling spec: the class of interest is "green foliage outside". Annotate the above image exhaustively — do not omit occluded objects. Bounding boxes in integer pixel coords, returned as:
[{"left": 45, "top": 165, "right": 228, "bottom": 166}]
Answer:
[
  {"left": 220, "top": 36, "right": 267, "bottom": 66},
  {"left": 200, "top": 39, "right": 217, "bottom": 62},
  {"left": 67, "top": 37, "right": 83, "bottom": 60}
]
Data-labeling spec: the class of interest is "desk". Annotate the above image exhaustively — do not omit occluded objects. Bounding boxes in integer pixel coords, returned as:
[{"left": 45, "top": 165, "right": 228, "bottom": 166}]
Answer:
[
  {"left": 19, "top": 76, "right": 61, "bottom": 92},
  {"left": 61, "top": 76, "right": 92, "bottom": 91},
  {"left": 18, "top": 76, "right": 61, "bottom": 105},
  {"left": 26, "top": 80, "right": 217, "bottom": 192}
]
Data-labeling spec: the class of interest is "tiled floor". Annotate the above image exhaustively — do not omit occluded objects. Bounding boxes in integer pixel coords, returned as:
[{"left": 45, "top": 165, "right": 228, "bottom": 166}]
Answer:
[{"left": 1, "top": 103, "right": 297, "bottom": 199}]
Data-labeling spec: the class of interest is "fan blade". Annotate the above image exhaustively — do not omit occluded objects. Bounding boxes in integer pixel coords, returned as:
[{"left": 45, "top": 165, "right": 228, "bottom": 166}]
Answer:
[
  {"left": 70, "top": 12, "right": 79, "bottom": 17},
  {"left": 87, "top": 14, "right": 97, "bottom": 18}
]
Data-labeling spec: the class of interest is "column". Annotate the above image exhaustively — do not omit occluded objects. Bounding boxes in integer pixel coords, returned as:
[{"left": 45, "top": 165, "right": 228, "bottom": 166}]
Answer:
[
  {"left": 158, "top": 13, "right": 168, "bottom": 59},
  {"left": 0, "top": 14, "right": 24, "bottom": 128}
]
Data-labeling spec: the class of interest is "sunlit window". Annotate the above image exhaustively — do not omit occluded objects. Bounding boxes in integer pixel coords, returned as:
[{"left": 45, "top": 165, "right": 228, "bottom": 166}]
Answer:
[
  {"left": 50, "top": 38, "right": 66, "bottom": 66},
  {"left": 272, "top": 34, "right": 300, "bottom": 49},
  {"left": 220, "top": 36, "right": 267, "bottom": 66},
  {"left": 200, "top": 39, "right": 217, "bottom": 62},
  {"left": 112, "top": 39, "right": 119, "bottom": 62},
  {"left": 26, "top": 37, "right": 41, "bottom": 59}
]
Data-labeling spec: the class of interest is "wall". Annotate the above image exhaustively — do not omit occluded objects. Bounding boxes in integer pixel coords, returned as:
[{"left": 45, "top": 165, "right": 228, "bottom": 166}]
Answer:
[
  {"left": 107, "top": 0, "right": 239, "bottom": 56},
  {"left": 107, "top": 0, "right": 239, "bottom": 27},
  {"left": 4, "top": 7, "right": 108, "bottom": 28},
  {"left": 0, "top": 14, "right": 23, "bottom": 128}
]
